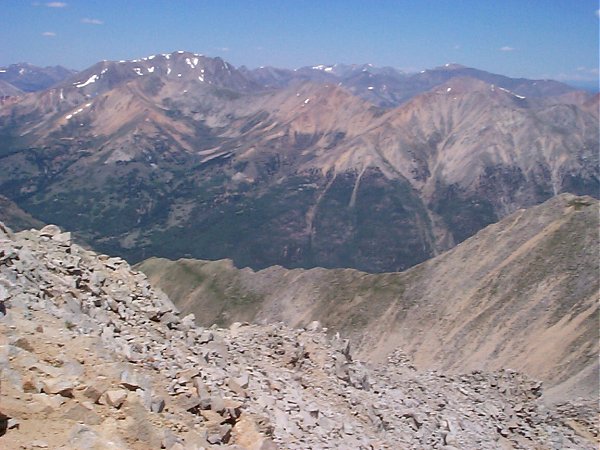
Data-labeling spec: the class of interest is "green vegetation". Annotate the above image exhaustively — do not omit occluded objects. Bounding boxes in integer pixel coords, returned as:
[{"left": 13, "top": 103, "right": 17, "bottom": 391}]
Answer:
[
  {"left": 138, "top": 258, "right": 265, "bottom": 328},
  {"left": 312, "top": 168, "right": 433, "bottom": 272},
  {"left": 431, "top": 182, "right": 497, "bottom": 244}
]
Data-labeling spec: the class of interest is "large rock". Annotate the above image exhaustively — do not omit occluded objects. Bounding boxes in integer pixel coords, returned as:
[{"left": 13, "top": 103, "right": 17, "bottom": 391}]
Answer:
[
  {"left": 41, "top": 378, "right": 75, "bottom": 398},
  {"left": 102, "top": 390, "right": 128, "bottom": 409},
  {"left": 39, "top": 224, "right": 62, "bottom": 237}
]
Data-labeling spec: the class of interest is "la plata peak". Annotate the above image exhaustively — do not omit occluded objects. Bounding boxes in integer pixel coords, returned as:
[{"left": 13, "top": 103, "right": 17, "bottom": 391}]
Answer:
[{"left": 71, "top": 51, "right": 236, "bottom": 88}]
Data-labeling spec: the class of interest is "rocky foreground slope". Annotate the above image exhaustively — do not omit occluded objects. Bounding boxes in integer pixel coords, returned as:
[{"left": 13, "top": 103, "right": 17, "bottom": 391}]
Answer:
[
  {"left": 139, "top": 194, "right": 599, "bottom": 404},
  {"left": 0, "top": 222, "right": 598, "bottom": 448}
]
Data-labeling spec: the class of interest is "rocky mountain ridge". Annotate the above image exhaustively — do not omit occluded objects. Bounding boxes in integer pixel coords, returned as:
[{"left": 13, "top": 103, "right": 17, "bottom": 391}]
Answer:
[
  {"left": 0, "top": 221, "right": 598, "bottom": 449},
  {"left": 138, "top": 194, "right": 600, "bottom": 403},
  {"left": 0, "top": 51, "right": 597, "bottom": 272}
]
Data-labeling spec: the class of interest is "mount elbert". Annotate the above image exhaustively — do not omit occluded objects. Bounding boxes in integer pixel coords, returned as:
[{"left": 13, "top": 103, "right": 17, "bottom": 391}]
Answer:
[
  {"left": 0, "top": 52, "right": 598, "bottom": 448},
  {"left": 0, "top": 51, "right": 597, "bottom": 272}
]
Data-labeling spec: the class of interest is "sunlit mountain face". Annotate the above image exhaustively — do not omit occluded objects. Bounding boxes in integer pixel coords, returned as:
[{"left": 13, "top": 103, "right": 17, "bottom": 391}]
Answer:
[{"left": 0, "top": 52, "right": 597, "bottom": 272}]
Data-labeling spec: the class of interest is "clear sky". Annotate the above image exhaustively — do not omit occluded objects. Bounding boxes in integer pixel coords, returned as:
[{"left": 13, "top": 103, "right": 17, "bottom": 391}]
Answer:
[{"left": 1, "top": 0, "right": 598, "bottom": 84}]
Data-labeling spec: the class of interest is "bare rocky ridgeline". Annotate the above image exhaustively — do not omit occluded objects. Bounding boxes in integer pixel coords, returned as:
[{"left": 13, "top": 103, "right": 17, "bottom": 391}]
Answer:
[{"left": 0, "top": 222, "right": 597, "bottom": 449}]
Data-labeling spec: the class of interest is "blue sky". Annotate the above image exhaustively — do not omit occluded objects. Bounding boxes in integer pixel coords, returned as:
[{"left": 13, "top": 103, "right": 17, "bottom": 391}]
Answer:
[{"left": 1, "top": 0, "right": 598, "bottom": 84}]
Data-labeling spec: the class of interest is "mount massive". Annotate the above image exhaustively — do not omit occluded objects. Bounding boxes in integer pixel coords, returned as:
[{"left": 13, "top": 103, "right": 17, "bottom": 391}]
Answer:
[{"left": 0, "top": 51, "right": 598, "bottom": 272}]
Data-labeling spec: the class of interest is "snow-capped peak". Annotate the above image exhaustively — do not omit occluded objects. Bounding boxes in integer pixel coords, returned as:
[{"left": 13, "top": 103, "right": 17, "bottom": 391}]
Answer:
[{"left": 311, "top": 64, "right": 334, "bottom": 72}]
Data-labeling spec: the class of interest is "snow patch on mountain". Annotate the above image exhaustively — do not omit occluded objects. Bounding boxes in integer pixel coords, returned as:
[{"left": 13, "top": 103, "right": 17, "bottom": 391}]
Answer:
[
  {"left": 498, "top": 86, "right": 526, "bottom": 99},
  {"left": 64, "top": 102, "right": 92, "bottom": 120},
  {"left": 75, "top": 74, "right": 98, "bottom": 88},
  {"left": 185, "top": 57, "right": 200, "bottom": 69}
]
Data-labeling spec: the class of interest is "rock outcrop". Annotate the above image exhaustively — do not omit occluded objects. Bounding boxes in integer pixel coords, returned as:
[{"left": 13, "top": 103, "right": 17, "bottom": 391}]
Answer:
[{"left": 0, "top": 222, "right": 597, "bottom": 449}]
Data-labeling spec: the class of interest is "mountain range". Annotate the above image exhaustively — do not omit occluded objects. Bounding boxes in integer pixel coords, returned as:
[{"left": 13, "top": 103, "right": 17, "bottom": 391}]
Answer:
[{"left": 0, "top": 51, "right": 598, "bottom": 272}]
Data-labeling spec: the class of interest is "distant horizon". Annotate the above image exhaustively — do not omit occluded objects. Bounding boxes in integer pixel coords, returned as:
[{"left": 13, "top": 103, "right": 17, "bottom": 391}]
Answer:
[
  {"left": 2, "top": 50, "right": 598, "bottom": 93},
  {"left": 1, "top": 1, "right": 597, "bottom": 88}
]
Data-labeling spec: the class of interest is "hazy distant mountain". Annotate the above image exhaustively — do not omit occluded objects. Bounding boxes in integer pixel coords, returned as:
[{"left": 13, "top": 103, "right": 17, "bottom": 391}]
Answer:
[
  {"left": 0, "top": 79, "right": 22, "bottom": 97},
  {"left": 564, "top": 79, "right": 600, "bottom": 93},
  {"left": 0, "top": 63, "right": 75, "bottom": 92},
  {"left": 242, "top": 62, "right": 579, "bottom": 107},
  {"left": 138, "top": 194, "right": 599, "bottom": 402},
  {"left": 0, "top": 51, "right": 597, "bottom": 272},
  {"left": 402, "top": 63, "right": 576, "bottom": 97}
]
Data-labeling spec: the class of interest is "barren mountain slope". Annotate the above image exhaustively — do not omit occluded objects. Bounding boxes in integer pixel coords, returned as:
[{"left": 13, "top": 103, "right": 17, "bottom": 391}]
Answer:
[
  {"left": 138, "top": 194, "right": 599, "bottom": 402},
  {"left": 2, "top": 222, "right": 597, "bottom": 449}
]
